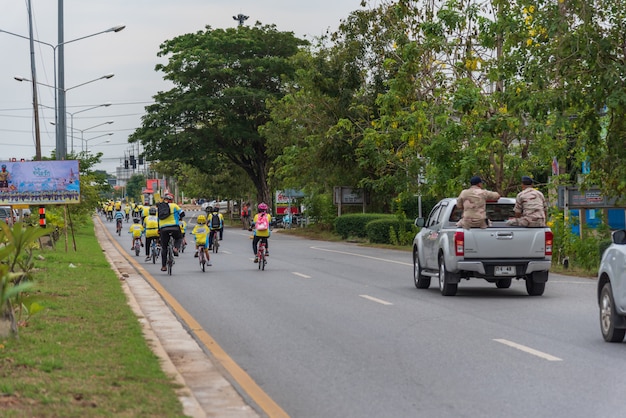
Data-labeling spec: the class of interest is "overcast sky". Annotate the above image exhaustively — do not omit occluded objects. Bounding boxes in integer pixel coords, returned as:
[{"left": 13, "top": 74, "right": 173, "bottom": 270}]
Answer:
[{"left": 0, "top": 0, "right": 365, "bottom": 174}]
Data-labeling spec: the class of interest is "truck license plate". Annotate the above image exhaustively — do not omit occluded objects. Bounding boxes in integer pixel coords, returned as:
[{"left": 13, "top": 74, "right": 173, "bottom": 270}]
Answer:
[{"left": 495, "top": 266, "right": 515, "bottom": 276}]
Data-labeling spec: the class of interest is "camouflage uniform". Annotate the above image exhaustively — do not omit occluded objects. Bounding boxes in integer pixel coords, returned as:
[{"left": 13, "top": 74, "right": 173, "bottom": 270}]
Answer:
[
  {"left": 508, "top": 187, "right": 547, "bottom": 227},
  {"left": 456, "top": 186, "right": 501, "bottom": 229}
]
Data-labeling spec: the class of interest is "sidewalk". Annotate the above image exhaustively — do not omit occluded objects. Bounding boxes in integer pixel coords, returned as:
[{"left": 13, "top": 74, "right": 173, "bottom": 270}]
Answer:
[{"left": 94, "top": 218, "right": 260, "bottom": 418}]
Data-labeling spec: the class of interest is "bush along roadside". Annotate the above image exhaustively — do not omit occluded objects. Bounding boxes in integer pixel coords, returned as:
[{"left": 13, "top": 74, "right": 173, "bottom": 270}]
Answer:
[{"left": 0, "top": 222, "right": 51, "bottom": 338}]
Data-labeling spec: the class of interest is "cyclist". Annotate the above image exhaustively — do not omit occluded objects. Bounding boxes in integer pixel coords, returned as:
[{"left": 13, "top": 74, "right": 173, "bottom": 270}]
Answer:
[
  {"left": 208, "top": 206, "right": 223, "bottom": 250},
  {"left": 114, "top": 209, "right": 125, "bottom": 233},
  {"left": 124, "top": 203, "right": 131, "bottom": 222},
  {"left": 251, "top": 202, "right": 271, "bottom": 263},
  {"left": 129, "top": 217, "right": 145, "bottom": 250},
  {"left": 144, "top": 207, "right": 160, "bottom": 261},
  {"left": 179, "top": 216, "right": 188, "bottom": 252},
  {"left": 191, "top": 214, "right": 212, "bottom": 266},
  {"left": 158, "top": 193, "right": 184, "bottom": 272}
]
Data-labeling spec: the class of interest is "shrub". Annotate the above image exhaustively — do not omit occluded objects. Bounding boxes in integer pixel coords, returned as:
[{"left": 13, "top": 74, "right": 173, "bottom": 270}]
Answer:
[
  {"left": 334, "top": 214, "right": 393, "bottom": 239},
  {"left": 366, "top": 218, "right": 415, "bottom": 244}
]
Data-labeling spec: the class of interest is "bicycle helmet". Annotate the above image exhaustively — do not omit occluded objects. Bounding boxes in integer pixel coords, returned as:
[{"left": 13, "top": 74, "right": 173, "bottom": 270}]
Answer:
[
  {"left": 133, "top": 217, "right": 141, "bottom": 223},
  {"left": 258, "top": 202, "right": 268, "bottom": 212},
  {"left": 149, "top": 207, "right": 157, "bottom": 216},
  {"left": 197, "top": 214, "right": 206, "bottom": 224},
  {"left": 163, "top": 193, "right": 174, "bottom": 201}
]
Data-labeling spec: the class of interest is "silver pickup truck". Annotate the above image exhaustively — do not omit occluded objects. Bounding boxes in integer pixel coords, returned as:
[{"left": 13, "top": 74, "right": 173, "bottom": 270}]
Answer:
[{"left": 412, "top": 197, "right": 553, "bottom": 296}]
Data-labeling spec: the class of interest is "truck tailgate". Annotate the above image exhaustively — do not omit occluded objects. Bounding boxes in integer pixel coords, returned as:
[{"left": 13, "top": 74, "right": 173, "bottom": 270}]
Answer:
[{"left": 461, "top": 228, "right": 547, "bottom": 259}]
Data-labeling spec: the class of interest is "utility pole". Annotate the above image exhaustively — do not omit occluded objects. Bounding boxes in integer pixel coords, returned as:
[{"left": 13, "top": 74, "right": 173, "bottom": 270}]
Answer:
[{"left": 27, "top": 0, "right": 42, "bottom": 161}]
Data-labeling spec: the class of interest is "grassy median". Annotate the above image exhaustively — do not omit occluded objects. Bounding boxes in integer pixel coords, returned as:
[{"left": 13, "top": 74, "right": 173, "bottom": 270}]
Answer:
[{"left": 0, "top": 219, "right": 186, "bottom": 417}]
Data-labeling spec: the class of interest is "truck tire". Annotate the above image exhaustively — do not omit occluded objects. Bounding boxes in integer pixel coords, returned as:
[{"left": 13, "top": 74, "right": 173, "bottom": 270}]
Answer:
[
  {"left": 438, "top": 256, "right": 458, "bottom": 296},
  {"left": 413, "top": 249, "right": 431, "bottom": 289},
  {"left": 525, "top": 271, "right": 547, "bottom": 296},
  {"left": 496, "top": 278, "right": 512, "bottom": 289},
  {"left": 599, "top": 282, "right": 626, "bottom": 343}
]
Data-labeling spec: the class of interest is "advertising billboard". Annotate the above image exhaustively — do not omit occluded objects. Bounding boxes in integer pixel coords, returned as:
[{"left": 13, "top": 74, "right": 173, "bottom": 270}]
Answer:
[{"left": 0, "top": 160, "right": 80, "bottom": 205}]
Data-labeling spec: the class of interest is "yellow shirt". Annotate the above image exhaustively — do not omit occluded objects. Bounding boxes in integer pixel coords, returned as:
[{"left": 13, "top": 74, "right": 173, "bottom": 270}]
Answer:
[
  {"left": 129, "top": 223, "right": 144, "bottom": 238},
  {"left": 144, "top": 215, "right": 160, "bottom": 238},
  {"left": 158, "top": 202, "right": 182, "bottom": 228},
  {"left": 192, "top": 224, "right": 209, "bottom": 247},
  {"left": 253, "top": 213, "right": 271, "bottom": 237}
]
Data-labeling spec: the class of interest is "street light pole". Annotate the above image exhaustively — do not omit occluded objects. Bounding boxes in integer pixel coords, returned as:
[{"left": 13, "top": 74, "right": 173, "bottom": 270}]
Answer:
[
  {"left": 1, "top": 23, "right": 125, "bottom": 160},
  {"left": 83, "top": 133, "right": 113, "bottom": 153}
]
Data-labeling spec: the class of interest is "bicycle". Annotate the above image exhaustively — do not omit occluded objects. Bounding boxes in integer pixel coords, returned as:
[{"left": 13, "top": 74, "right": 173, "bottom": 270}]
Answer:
[
  {"left": 116, "top": 218, "right": 122, "bottom": 236},
  {"left": 257, "top": 240, "right": 267, "bottom": 270},
  {"left": 210, "top": 230, "right": 220, "bottom": 253},
  {"left": 133, "top": 237, "right": 141, "bottom": 256},
  {"left": 198, "top": 244, "right": 207, "bottom": 272},
  {"left": 150, "top": 240, "right": 161, "bottom": 264},
  {"left": 166, "top": 235, "right": 175, "bottom": 275}
]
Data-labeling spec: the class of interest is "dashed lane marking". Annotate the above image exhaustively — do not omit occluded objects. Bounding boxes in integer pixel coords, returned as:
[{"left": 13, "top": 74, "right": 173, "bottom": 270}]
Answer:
[
  {"left": 311, "top": 246, "right": 412, "bottom": 266},
  {"left": 359, "top": 294, "right": 393, "bottom": 306},
  {"left": 292, "top": 272, "right": 311, "bottom": 279},
  {"left": 494, "top": 339, "right": 562, "bottom": 361}
]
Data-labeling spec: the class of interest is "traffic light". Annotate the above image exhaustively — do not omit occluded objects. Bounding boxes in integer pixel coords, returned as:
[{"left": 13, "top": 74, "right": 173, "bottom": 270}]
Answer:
[
  {"left": 138, "top": 155, "right": 144, "bottom": 165},
  {"left": 124, "top": 160, "right": 129, "bottom": 169}
]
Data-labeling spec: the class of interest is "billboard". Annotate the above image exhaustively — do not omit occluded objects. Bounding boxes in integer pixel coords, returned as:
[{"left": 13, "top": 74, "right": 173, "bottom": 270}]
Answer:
[{"left": 0, "top": 160, "right": 80, "bottom": 205}]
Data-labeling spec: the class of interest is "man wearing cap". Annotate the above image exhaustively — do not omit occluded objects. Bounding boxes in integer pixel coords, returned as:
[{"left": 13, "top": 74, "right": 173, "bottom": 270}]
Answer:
[
  {"left": 507, "top": 176, "right": 547, "bottom": 227},
  {"left": 456, "top": 176, "right": 501, "bottom": 229}
]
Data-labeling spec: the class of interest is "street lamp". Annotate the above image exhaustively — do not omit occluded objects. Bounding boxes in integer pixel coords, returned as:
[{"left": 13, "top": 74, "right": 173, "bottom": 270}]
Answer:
[
  {"left": 51, "top": 120, "right": 114, "bottom": 152},
  {"left": 1, "top": 24, "right": 125, "bottom": 159},
  {"left": 83, "top": 133, "right": 113, "bottom": 153},
  {"left": 16, "top": 75, "right": 114, "bottom": 154}
]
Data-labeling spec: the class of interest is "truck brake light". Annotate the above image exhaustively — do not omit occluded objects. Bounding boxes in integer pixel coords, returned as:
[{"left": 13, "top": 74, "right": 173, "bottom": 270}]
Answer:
[
  {"left": 545, "top": 231, "right": 553, "bottom": 256},
  {"left": 454, "top": 231, "right": 464, "bottom": 256}
]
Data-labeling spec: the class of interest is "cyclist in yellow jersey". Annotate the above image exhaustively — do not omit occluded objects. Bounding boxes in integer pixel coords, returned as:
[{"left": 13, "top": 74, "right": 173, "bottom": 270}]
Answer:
[
  {"left": 143, "top": 208, "right": 160, "bottom": 261},
  {"left": 191, "top": 214, "right": 211, "bottom": 266},
  {"left": 251, "top": 202, "right": 272, "bottom": 263},
  {"left": 129, "top": 217, "right": 145, "bottom": 250},
  {"left": 158, "top": 193, "right": 184, "bottom": 272}
]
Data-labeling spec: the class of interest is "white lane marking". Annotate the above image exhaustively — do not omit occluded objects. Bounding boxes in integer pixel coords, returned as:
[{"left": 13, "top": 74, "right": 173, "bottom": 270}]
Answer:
[
  {"left": 359, "top": 294, "right": 393, "bottom": 306},
  {"left": 311, "top": 246, "right": 412, "bottom": 266},
  {"left": 494, "top": 339, "right": 562, "bottom": 361},
  {"left": 293, "top": 272, "right": 311, "bottom": 279}
]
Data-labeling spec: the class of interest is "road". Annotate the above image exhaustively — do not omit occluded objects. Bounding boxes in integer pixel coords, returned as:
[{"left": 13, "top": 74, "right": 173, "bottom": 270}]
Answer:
[{"left": 102, "top": 212, "right": 626, "bottom": 418}]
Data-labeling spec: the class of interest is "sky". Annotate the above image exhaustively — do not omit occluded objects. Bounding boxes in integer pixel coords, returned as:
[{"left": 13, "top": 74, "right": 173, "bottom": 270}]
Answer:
[{"left": 0, "top": 0, "right": 366, "bottom": 175}]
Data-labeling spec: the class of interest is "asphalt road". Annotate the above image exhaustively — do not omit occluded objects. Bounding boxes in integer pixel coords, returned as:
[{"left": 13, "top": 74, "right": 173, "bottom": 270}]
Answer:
[{"left": 103, "top": 213, "right": 626, "bottom": 418}]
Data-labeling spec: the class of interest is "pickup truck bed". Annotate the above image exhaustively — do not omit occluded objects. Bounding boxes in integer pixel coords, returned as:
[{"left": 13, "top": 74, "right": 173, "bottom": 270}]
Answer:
[{"left": 412, "top": 197, "right": 552, "bottom": 296}]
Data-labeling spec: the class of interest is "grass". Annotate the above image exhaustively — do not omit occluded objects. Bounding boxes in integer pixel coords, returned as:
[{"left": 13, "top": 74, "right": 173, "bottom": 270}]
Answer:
[{"left": 0, "top": 219, "right": 186, "bottom": 417}]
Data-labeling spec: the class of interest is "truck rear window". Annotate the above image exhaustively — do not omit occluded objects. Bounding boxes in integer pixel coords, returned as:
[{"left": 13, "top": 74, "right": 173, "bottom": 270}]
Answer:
[{"left": 450, "top": 204, "right": 516, "bottom": 223}]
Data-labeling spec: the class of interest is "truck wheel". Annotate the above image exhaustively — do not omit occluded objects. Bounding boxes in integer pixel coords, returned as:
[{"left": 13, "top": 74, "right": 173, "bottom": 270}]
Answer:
[
  {"left": 525, "top": 271, "right": 547, "bottom": 296},
  {"left": 496, "top": 278, "right": 512, "bottom": 289},
  {"left": 438, "top": 256, "right": 458, "bottom": 296},
  {"left": 413, "top": 249, "right": 431, "bottom": 289},
  {"left": 600, "top": 282, "right": 626, "bottom": 342}
]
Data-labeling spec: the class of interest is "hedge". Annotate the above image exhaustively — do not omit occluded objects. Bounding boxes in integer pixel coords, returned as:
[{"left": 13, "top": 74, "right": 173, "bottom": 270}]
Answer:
[
  {"left": 334, "top": 214, "right": 394, "bottom": 239},
  {"left": 366, "top": 218, "right": 416, "bottom": 244}
]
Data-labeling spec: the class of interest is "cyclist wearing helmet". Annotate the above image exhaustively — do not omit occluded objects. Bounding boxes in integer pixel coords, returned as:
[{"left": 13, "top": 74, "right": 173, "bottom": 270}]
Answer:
[
  {"left": 158, "top": 193, "right": 184, "bottom": 272},
  {"left": 207, "top": 205, "right": 224, "bottom": 250},
  {"left": 144, "top": 206, "right": 160, "bottom": 261},
  {"left": 191, "top": 214, "right": 211, "bottom": 265},
  {"left": 251, "top": 202, "right": 272, "bottom": 263},
  {"left": 129, "top": 217, "right": 145, "bottom": 250}
]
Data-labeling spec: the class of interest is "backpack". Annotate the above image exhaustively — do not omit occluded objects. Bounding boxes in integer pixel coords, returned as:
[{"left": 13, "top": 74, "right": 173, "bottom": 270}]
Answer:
[
  {"left": 211, "top": 213, "right": 222, "bottom": 229},
  {"left": 255, "top": 213, "right": 269, "bottom": 231},
  {"left": 157, "top": 201, "right": 171, "bottom": 220}
]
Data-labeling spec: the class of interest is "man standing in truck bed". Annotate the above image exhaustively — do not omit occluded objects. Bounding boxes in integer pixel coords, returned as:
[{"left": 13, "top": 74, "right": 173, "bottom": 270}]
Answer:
[
  {"left": 506, "top": 176, "right": 547, "bottom": 227},
  {"left": 456, "top": 176, "right": 501, "bottom": 229}
]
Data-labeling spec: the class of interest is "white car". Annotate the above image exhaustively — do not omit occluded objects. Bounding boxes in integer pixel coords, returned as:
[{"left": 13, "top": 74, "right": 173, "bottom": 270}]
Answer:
[
  {"left": 202, "top": 200, "right": 229, "bottom": 214},
  {"left": 598, "top": 229, "right": 626, "bottom": 342}
]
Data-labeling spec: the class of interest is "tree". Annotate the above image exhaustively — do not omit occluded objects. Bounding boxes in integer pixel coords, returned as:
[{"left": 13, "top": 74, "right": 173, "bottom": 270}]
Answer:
[
  {"left": 129, "top": 23, "right": 307, "bottom": 205},
  {"left": 126, "top": 174, "right": 146, "bottom": 203}
]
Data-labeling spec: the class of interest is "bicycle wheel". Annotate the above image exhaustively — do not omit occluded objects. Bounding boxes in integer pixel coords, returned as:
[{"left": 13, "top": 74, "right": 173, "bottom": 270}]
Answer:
[
  {"left": 261, "top": 253, "right": 266, "bottom": 270},
  {"left": 214, "top": 239, "right": 219, "bottom": 253},
  {"left": 151, "top": 245, "right": 157, "bottom": 264}
]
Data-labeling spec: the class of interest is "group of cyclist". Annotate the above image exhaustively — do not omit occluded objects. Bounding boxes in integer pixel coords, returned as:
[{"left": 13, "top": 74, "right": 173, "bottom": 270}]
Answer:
[{"left": 102, "top": 196, "right": 273, "bottom": 271}]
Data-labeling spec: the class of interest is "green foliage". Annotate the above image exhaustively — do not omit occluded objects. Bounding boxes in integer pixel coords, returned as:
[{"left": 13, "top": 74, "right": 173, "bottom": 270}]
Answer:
[
  {"left": 366, "top": 218, "right": 415, "bottom": 244},
  {"left": 334, "top": 213, "right": 395, "bottom": 239},
  {"left": 126, "top": 174, "right": 147, "bottom": 203},
  {"left": 0, "top": 222, "right": 51, "bottom": 336},
  {"left": 130, "top": 22, "right": 307, "bottom": 205},
  {"left": 302, "top": 192, "right": 336, "bottom": 230}
]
